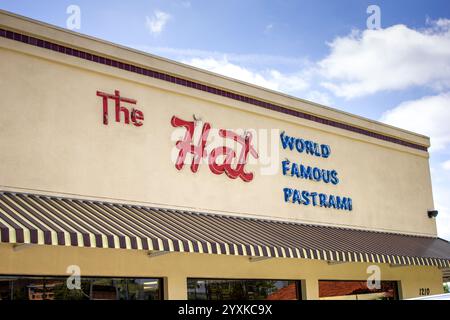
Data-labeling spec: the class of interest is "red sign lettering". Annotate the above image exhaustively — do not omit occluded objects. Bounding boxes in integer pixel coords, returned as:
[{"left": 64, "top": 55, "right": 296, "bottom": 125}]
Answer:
[
  {"left": 96, "top": 90, "right": 144, "bottom": 126},
  {"left": 171, "top": 116, "right": 259, "bottom": 182}
]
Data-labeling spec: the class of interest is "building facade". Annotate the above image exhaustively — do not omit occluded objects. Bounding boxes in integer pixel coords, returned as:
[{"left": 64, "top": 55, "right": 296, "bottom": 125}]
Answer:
[{"left": 0, "top": 10, "right": 449, "bottom": 300}]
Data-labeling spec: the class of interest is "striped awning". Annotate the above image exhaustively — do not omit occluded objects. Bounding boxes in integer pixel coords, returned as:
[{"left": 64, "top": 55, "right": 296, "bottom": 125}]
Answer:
[
  {"left": 443, "top": 268, "right": 450, "bottom": 282},
  {"left": 0, "top": 191, "right": 449, "bottom": 268}
]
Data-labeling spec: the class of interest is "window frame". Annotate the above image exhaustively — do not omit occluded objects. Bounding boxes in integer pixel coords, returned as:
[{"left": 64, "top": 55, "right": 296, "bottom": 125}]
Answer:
[
  {"left": 0, "top": 274, "right": 164, "bottom": 301},
  {"left": 318, "top": 279, "right": 400, "bottom": 300},
  {"left": 187, "top": 277, "right": 303, "bottom": 300}
]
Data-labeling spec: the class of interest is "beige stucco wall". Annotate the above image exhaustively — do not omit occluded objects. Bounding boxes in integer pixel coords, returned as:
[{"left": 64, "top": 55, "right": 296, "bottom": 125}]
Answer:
[
  {"left": 0, "top": 12, "right": 443, "bottom": 300},
  {"left": 0, "top": 33, "right": 436, "bottom": 236},
  {"left": 0, "top": 243, "right": 443, "bottom": 300}
]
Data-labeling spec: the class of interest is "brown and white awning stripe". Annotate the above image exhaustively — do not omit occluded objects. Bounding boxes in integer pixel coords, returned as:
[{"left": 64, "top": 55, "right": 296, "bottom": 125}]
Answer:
[{"left": 0, "top": 191, "right": 449, "bottom": 267}]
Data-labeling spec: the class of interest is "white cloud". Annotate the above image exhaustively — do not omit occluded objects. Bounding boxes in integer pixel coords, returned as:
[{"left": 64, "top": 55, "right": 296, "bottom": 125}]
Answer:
[
  {"left": 427, "top": 17, "right": 450, "bottom": 32},
  {"left": 380, "top": 92, "right": 450, "bottom": 151},
  {"left": 267, "top": 69, "right": 310, "bottom": 93},
  {"left": 435, "top": 200, "right": 450, "bottom": 241},
  {"left": 184, "top": 57, "right": 309, "bottom": 94},
  {"left": 305, "top": 90, "right": 331, "bottom": 106},
  {"left": 430, "top": 174, "right": 450, "bottom": 241},
  {"left": 443, "top": 160, "right": 450, "bottom": 170},
  {"left": 319, "top": 19, "right": 450, "bottom": 99},
  {"left": 137, "top": 17, "right": 450, "bottom": 102},
  {"left": 437, "top": 220, "right": 450, "bottom": 241},
  {"left": 130, "top": 46, "right": 332, "bottom": 105},
  {"left": 145, "top": 10, "right": 171, "bottom": 35},
  {"left": 132, "top": 46, "right": 309, "bottom": 68}
]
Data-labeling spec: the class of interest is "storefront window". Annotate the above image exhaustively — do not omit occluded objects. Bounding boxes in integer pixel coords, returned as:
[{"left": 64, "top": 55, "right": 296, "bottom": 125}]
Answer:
[
  {"left": 0, "top": 276, "right": 162, "bottom": 300},
  {"left": 319, "top": 280, "right": 399, "bottom": 300},
  {"left": 187, "top": 279, "right": 301, "bottom": 300}
]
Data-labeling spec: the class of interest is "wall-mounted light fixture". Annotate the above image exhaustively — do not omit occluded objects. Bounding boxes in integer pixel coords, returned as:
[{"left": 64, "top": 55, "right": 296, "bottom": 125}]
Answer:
[{"left": 427, "top": 210, "right": 439, "bottom": 219}]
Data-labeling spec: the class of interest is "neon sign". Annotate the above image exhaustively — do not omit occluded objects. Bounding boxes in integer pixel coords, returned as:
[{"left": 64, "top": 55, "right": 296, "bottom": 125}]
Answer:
[{"left": 171, "top": 116, "right": 259, "bottom": 182}]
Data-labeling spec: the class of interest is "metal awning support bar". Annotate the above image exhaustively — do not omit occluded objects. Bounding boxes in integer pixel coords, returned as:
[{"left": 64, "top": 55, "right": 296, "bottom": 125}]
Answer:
[
  {"left": 249, "top": 256, "right": 273, "bottom": 263},
  {"left": 147, "top": 250, "right": 171, "bottom": 258},
  {"left": 12, "top": 243, "right": 36, "bottom": 252},
  {"left": 327, "top": 261, "right": 348, "bottom": 266}
]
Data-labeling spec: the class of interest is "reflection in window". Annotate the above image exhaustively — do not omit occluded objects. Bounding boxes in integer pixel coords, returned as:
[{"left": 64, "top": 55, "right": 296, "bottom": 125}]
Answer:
[
  {"left": 0, "top": 276, "right": 162, "bottom": 300},
  {"left": 319, "top": 280, "right": 399, "bottom": 300},
  {"left": 187, "top": 279, "right": 300, "bottom": 300}
]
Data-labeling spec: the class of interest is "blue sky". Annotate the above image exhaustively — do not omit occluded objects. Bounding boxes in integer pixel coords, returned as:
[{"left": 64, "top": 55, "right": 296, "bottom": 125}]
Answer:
[{"left": 1, "top": 1, "right": 449, "bottom": 240}]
